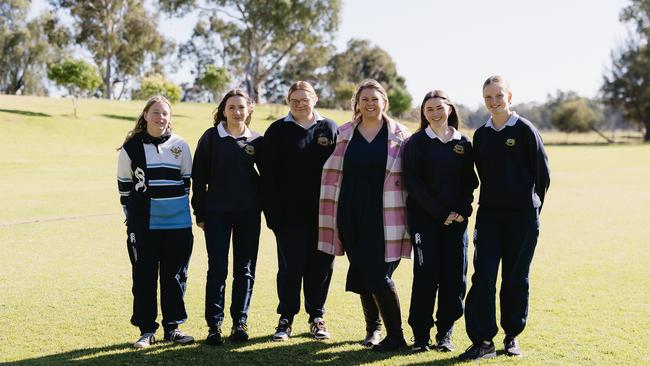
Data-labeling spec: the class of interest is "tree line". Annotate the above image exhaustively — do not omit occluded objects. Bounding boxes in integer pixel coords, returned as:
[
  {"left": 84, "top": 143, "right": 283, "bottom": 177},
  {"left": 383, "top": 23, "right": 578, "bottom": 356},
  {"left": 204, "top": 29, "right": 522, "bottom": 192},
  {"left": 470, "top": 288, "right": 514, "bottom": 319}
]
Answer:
[{"left": 1, "top": 0, "right": 649, "bottom": 140}]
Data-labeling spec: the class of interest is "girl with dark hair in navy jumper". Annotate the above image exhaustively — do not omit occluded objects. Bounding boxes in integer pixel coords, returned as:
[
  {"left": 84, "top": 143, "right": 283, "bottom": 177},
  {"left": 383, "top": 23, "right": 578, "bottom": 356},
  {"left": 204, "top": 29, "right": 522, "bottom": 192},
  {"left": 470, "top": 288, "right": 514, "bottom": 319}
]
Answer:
[
  {"left": 192, "top": 89, "right": 264, "bottom": 346},
  {"left": 403, "top": 90, "right": 478, "bottom": 353},
  {"left": 459, "top": 76, "right": 550, "bottom": 361}
]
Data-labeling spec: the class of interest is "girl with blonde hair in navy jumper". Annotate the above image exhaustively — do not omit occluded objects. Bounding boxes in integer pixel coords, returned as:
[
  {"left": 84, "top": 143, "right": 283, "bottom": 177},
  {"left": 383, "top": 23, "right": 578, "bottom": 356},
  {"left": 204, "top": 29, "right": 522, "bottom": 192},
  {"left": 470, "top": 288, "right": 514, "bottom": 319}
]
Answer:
[
  {"left": 192, "top": 89, "right": 264, "bottom": 346},
  {"left": 459, "top": 76, "right": 550, "bottom": 361},
  {"left": 117, "top": 95, "right": 194, "bottom": 348},
  {"left": 403, "top": 90, "right": 478, "bottom": 353}
]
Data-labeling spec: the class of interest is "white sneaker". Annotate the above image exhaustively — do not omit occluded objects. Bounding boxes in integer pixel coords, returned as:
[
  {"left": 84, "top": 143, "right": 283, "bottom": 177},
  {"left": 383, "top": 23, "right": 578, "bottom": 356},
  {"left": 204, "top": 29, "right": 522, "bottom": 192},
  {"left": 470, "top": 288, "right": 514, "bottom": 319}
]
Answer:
[
  {"left": 310, "top": 317, "right": 331, "bottom": 340},
  {"left": 272, "top": 319, "right": 292, "bottom": 341},
  {"left": 133, "top": 332, "right": 155, "bottom": 348}
]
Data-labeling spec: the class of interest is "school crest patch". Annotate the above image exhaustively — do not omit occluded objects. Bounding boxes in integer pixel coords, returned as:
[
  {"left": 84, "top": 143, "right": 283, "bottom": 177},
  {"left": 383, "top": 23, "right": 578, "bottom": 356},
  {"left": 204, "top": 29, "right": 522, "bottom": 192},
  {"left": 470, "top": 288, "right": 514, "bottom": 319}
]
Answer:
[
  {"left": 505, "top": 138, "right": 516, "bottom": 147},
  {"left": 170, "top": 146, "right": 183, "bottom": 158},
  {"left": 317, "top": 135, "right": 331, "bottom": 146},
  {"left": 244, "top": 144, "right": 255, "bottom": 156},
  {"left": 453, "top": 144, "right": 465, "bottom": 155}
]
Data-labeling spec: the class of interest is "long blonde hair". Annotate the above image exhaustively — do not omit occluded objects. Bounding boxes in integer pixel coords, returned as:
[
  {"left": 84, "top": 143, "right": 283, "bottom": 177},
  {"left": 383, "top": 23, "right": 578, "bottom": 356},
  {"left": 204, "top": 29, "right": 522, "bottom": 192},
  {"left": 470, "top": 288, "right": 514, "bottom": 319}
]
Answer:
[
  {"left": 121, "top": 95, "right": 173, "bottom": 147},
  {"left": 351, "top": 79, "right": 390, "bottom": 121}
]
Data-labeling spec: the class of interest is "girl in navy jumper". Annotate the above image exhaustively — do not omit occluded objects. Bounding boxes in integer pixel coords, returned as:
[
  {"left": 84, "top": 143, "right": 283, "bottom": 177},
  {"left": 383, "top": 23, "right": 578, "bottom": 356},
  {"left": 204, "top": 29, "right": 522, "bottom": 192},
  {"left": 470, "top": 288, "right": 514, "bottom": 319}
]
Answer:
[
  {"left": 404, "top": 90, "right": 478, "bottom": 353},
  {"left": 263, "top": 81, "right": 338, "bottom": 341},
  {"left": 192, "top": 89, "right": 264, "bottom": 345},
  {"left": 459, "top": 76, "right": 550, "bottom": 361},
  {"left": 117, "top": 95, "right": 194, "bottom": 348}
]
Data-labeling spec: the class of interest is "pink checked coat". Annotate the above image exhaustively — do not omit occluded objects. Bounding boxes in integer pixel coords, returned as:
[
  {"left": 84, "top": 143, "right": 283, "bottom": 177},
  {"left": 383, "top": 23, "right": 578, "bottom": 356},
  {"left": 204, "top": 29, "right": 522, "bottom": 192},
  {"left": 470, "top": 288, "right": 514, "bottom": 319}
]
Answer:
[{"left": 318, "top": 117, "right": 412, "bottom": 262}]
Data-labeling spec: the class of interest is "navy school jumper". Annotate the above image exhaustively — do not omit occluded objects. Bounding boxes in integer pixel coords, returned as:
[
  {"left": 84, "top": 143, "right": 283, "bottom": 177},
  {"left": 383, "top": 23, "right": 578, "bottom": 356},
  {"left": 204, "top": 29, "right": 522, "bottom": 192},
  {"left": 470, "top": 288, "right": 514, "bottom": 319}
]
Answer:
[
  {"left": 403, "top": 126, "right": 479, "bottom": 340},
  {"left": 191, "top": 123, "right": 264, "bottom": 328},
  {"left": 117, "top": 132, "right": 193, "bottom": 334},
  {"left": 464, "top": 112, "right": 550, "bottom": 344},
  {"left": 263, "top": 112, "right": 338, "bottom": 323}
]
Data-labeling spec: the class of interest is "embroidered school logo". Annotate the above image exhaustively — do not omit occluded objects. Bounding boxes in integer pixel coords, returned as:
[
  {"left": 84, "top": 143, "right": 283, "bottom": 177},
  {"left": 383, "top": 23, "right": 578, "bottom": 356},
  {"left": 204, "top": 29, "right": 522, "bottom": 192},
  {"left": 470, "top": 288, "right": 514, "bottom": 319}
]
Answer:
[
  {"left": 453, "top": 144, "right": 465, "bottom": 155},
  {"left": 505, "top": 138, "right": 516, "bottom": 147},
  {"left": 317, "top": 135, "right": 330, "bottom": 146},
  {"left": 244, "top": 144, "right": 255, "bottom": 156},
  {"left": 134, "top": 167, "right": 147, "bottom": 192},
  {"left": 170, "top": 146, "right": 182, "bottom": 159}
]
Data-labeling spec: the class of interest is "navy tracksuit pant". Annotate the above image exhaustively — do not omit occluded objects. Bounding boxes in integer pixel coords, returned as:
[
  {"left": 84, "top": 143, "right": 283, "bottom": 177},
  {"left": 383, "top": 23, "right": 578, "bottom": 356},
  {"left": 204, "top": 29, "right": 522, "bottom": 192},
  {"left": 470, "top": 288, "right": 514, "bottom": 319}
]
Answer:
[
  {"left": 464, "top": 207, "right": 539, "bottom": 344},
  {"left": 408, "top": 216, "right": 468, "bottom": 339},
  {"left": 204, "top": 209, "right": 261, "bottom": 328},
  {"left": 127, "top": 228, "right": 193, "bottom": 334},
  {"left": 275, "top": 225, "right": 334, "bottom": 323}
]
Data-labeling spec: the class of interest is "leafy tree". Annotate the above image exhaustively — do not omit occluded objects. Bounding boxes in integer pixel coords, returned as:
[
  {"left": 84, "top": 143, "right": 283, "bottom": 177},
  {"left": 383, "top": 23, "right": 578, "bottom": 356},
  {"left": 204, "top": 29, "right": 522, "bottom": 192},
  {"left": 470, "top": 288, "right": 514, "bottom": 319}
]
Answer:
[
  {"left": 48, "top": 59, "right": 102, "bottom": 117},
  {"left": 198, "top": 64, "right": 232, "bottom": 102},
  {"left": 333, "top": 81, "right": 356, "bottom": 110},
  {"left": 1, "top": 2, "right": 70, "bottom": 94},
  {"left": 160, "top": 0, "right": 341, "bottom": 102},
  {"left": 602, "top": 0, "right": 650, "bottom": 141},
  {"left": 50, "top": 0, "right": 172, "bottom": 99},
  {"left": 132, "top": 73, "right": 182, "bottom": 103},
  {"left": 388, "top": 85, "right": 412, "bottom": 118},
  {"left": 551, "top": 98, "right": 603, "bottom": 132}
]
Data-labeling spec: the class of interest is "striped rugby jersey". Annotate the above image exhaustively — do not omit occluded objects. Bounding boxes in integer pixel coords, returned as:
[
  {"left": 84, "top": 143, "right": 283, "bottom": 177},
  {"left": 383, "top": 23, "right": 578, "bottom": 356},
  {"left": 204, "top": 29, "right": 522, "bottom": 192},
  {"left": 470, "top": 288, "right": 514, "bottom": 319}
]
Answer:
[{"left": 117, "top": 133, "right": 192, "bottom": 229}]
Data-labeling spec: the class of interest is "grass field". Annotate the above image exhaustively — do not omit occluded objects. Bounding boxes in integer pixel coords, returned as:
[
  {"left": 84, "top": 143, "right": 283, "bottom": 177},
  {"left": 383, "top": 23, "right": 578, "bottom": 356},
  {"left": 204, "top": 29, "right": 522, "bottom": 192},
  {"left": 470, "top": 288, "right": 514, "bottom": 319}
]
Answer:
[{"left": 1, "top": 94, "right": 649, "bottom": 365}]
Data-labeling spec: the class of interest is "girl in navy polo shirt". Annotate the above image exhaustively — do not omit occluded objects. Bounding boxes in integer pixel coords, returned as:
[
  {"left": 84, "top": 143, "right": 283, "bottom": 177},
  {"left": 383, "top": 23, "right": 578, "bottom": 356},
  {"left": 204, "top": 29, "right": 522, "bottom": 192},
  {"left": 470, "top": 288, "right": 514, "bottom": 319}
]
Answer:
[
  {"left": 460, "top": 76, "right": 550, "bottom": 361},
  {"left": 192, "top": 89, "right": 264, "bottom": 346},
  {"left": 403, "top": 90, "right": 478, "bottom": 353}
]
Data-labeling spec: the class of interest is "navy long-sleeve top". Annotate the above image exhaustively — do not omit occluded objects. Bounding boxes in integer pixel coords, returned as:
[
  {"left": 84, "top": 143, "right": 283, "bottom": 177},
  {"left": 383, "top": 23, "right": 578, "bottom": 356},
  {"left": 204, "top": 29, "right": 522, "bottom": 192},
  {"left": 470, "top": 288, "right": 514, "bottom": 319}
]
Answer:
[
  {"left": 191, "top": 123, "right": 264, "bottom": 223},
  {"left": 403, "top": 126, "right": 479, "bottom": 223},
  {"left": 263, "top": 112, "right": 338, "bottom": 230},
  {"left": 473, "top": 112, "right": 550, "bottom": 211}
]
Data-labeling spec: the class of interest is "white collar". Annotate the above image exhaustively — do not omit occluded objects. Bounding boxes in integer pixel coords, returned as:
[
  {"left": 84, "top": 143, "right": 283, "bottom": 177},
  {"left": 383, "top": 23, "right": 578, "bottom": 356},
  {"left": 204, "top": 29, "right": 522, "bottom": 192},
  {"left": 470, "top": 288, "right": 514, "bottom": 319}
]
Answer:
[
  {"left": 425, "top": 126, "right": 462, "bottom": 143},
  {"left": 485, "top": 111, "right": 519, "bottom": 131},
  {"left": 217, "top": 122, "right": 253, "bottom": 139},
  {"left": 285, "top": 110, "right": 323, "bottom": 129}
]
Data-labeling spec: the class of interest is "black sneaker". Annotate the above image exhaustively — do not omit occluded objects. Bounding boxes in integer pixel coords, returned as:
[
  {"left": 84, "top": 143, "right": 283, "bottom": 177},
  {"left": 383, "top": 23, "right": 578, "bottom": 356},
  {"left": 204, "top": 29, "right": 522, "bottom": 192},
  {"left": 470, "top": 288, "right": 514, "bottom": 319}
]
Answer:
[
  {"left": 206, "top": 326, "right": 223, "bottom": 346},
  {"left": 164, "top": 328, "right": 195, "bottom": 345},
  {"left": 310, "top": 317, "right": 331, "bottom": 340},
  {"left": 458, "top": 341, "right": 496, "bottom": 361},
  {"left": 411, "top": 339, "right": 431, "bottom": 352},
  {"left": 435, "top": 329, "right": 454, "bottom": 352},
  {"left": 229, "top": 322, "right": 249, "bottom": 342},
  {"left": 133, "top": 332, "right": 155, "bottom": 348},
  {"left": 504, "top": 336, "right": 522, "bottom": 356},
  {"left": 272, "top": 318, "right": 292, "bottom": 341}
]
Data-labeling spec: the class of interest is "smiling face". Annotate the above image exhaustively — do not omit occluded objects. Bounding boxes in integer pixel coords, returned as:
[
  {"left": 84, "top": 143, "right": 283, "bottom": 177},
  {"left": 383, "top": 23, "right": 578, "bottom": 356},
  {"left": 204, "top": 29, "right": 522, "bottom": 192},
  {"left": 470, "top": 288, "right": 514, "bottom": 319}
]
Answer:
[
  {"left": 288, "top": 89, "right": 317, "bottom": 121},
  {"left": 224, "top": 95, "right": 249, "bottom": 125},
  {"left": 483, "top": 83, "right": 512, "bottom": 117},
  {"left": 423, "top": 97, "right": 451, "bottom": 129},
  {"left": 357, "top": 88, "right": 386, "bottom": 120},
  {"left": 144, "top": 101, "right": 171, "bottom": 137}
]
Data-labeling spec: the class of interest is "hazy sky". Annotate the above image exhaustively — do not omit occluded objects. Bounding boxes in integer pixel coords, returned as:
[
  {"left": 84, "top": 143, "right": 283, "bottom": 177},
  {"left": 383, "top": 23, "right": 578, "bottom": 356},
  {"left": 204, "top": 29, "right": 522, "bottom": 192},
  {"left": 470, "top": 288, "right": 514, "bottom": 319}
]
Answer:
[{"left": 32, "top": 0, "right": 629, "bottom": 107}]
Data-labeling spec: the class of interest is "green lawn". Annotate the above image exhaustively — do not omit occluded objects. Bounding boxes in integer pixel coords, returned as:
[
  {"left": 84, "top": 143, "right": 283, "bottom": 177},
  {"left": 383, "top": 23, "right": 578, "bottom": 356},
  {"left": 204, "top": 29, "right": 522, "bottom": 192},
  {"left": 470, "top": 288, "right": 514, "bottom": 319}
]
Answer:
[{"left": 1, "top": 95, "right": 649, "bottom": 365}]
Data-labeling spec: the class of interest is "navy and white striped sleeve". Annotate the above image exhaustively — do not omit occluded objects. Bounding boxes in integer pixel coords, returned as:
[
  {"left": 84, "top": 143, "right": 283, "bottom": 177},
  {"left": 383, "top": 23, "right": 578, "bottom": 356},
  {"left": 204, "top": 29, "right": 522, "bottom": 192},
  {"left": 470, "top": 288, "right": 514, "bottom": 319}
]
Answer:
[
  {"left": 117, "top": 148, "right": 133, "bottom": 215},
  {"left": 180, "top": 140, "right": 192, "bottom": 195}
]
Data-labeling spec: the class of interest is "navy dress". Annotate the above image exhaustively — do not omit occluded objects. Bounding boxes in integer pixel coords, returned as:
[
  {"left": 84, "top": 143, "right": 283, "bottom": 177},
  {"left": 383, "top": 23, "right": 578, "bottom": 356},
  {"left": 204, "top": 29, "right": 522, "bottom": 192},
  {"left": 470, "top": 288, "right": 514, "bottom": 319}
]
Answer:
[{"left": 337, "top": 123, "right": 397, "bottom": 294}]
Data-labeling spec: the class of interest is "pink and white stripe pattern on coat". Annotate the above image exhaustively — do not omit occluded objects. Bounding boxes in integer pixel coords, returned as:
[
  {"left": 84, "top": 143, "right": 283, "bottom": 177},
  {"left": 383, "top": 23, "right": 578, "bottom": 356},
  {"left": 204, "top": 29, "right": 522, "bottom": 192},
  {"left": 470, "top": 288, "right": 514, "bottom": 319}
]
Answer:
[{"left": 318, "top": 118, "right": 412, "bottom": 262}]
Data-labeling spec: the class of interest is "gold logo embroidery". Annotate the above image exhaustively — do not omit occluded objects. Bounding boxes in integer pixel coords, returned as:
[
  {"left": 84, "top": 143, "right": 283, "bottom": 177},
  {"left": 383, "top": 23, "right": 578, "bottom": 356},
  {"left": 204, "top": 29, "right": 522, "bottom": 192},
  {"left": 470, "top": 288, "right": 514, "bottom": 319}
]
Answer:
[
  {"left": 170, "top": 146, "right": 182, "bottom": 159},
  {"left": 453, "top": 144, "right": 465, "bottom": 155},
  {"left": 505, "top": 138, "right": 516, "bottom": 147},
  {"left": 244, "top": 144, "right": 255, "bottom": 156},
  {"left": 317, "top": 136, "right": 330, "bottom": 146}
]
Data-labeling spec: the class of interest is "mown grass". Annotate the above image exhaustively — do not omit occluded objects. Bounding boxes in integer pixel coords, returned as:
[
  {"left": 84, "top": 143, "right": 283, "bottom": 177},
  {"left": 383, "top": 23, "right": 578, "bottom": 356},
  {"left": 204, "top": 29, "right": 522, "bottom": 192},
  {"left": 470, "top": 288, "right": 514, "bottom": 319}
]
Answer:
[{"left": 1, "top": 95, "right": 649, "bottom": 365}]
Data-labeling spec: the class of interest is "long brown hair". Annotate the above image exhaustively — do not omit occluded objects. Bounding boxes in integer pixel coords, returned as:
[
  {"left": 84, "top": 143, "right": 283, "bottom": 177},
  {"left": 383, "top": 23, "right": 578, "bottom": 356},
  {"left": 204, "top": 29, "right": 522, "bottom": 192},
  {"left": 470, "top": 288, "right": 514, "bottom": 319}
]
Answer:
[
  {"left": 419, "top": 90, "right": 462, "bottom": 131},
  {"left": 212, "top": 89, "right": 254, "bottom": 127},
  {"left": 351, "top": 79, "right": 390, "bottom": 121},
  {"left": 121, "top": 95, "right": 172, "bottom": 147}
]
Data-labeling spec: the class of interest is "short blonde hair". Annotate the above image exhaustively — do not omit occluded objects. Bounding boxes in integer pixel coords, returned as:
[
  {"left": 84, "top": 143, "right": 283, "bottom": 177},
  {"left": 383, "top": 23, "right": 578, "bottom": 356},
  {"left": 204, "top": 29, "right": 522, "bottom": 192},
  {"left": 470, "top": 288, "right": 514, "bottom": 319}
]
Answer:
[
  {"left": 286, "top": 81, "right": 318, "bottom": 103},
  {"left": 483, "top": 75, "right": 510, "bottom": 92}
]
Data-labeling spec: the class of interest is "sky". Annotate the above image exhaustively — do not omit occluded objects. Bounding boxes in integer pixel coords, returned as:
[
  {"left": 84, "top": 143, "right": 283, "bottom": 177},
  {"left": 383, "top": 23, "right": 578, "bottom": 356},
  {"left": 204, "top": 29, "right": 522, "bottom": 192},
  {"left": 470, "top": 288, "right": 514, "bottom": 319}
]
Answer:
[{"left": 31, "top": 0, "right": 630, "bottom": 108}]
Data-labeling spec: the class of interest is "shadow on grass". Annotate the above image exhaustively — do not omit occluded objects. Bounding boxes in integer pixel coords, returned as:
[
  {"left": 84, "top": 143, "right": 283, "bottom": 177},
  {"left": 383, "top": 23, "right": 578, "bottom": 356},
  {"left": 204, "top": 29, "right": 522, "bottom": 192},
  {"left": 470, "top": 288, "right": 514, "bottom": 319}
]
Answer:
[
  {"left": 0, "top": 109, "right": 51, "bottom": 117},
  {"left": 6, "top": 333, "right": 460, "bottom": 365}
]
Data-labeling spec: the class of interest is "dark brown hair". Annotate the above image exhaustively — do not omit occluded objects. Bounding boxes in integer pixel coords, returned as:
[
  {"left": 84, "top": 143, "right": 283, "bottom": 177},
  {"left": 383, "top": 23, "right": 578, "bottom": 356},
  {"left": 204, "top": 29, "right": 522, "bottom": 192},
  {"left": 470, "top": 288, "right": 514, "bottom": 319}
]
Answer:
[
  {"left": 352, "top": 79, "right": 390, "bottom": 121},
  {"left": 213, "top": 89, "right": 254, "bottom": 126},
  {"left": 419, "top": 90, "right": 461, "bottom": 130}
]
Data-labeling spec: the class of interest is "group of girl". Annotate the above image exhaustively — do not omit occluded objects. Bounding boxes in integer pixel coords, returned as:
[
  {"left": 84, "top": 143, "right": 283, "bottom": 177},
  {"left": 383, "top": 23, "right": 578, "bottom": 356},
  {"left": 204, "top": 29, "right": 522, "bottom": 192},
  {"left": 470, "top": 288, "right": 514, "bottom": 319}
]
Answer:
[{"left": 117, "top": 75, "right": 550, "bottom": 361}]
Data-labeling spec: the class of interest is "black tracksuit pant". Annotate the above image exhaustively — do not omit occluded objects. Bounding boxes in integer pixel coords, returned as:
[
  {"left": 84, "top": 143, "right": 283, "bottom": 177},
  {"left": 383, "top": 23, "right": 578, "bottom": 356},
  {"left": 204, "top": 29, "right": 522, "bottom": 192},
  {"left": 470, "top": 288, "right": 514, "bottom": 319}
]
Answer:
[
  {"left": 127, "top": 228, "right": 193, "bottom": 334},
  {"left": 204, "top": 209, "right": 261, "bottom": 328},
  {"left": 464, "top": 207, "right": 539, "bottom": 344},
  {"left": 275, "top": 225, "right": 334, "bottom": 323},
  {"left": 408, "top": 215, "right": 468, "bottom": 339}
]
